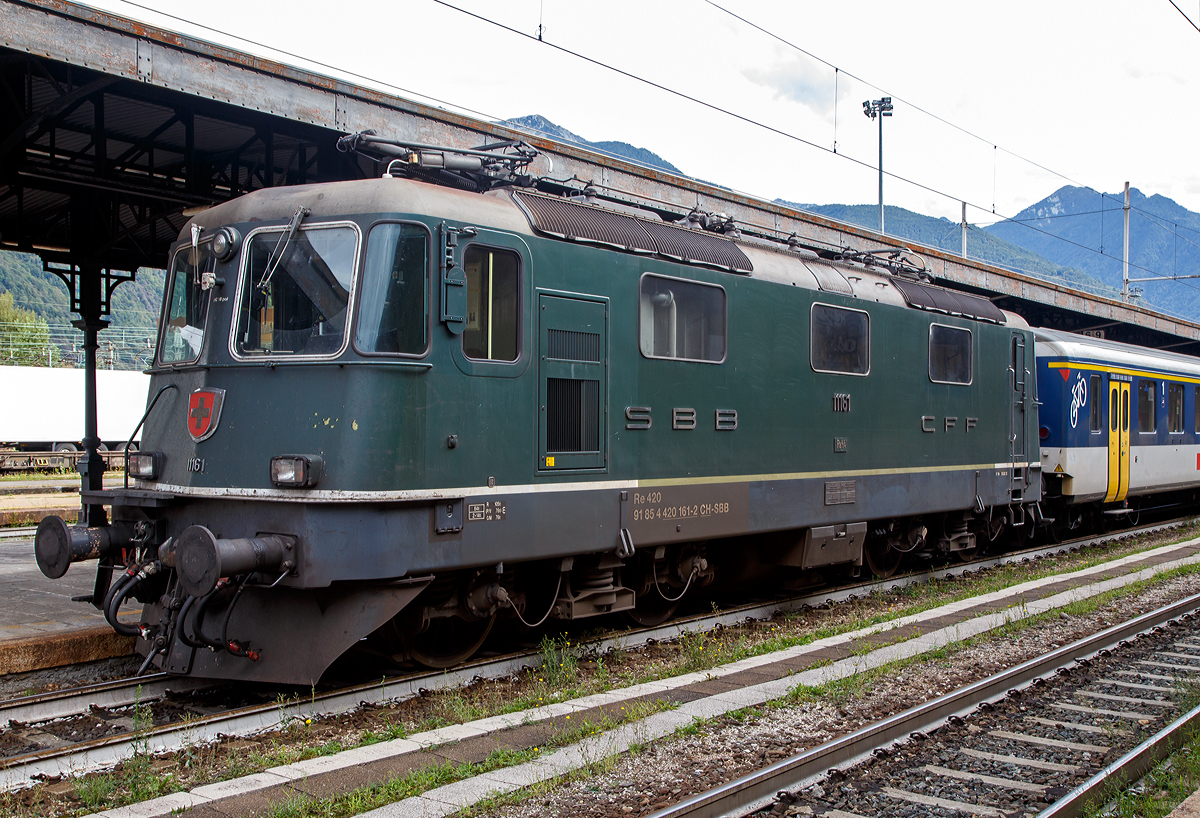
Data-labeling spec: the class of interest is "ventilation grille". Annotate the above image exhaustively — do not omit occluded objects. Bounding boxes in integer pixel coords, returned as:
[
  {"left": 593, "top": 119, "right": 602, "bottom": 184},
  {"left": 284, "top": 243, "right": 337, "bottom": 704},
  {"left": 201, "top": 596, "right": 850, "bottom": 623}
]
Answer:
[
  {"left": 547, "top": 378, "right": 600, "bottom": 453},
  {"left": 891, "top": 278, "right": 1007, "bottom": 325},
  {"left": 803, "top": 261, "right": 854, "bottom": 295},
  {"left": 548, "top": 329, "right": 601, "bottom": 362},
  {"left": 513, "top": 192, "right": 753, "bottom": 272}
]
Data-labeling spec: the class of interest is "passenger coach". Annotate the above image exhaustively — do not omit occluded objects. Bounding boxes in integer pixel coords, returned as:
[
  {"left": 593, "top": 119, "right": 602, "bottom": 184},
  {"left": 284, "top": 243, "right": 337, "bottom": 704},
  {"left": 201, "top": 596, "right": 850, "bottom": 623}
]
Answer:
[{"left": 1037, "top": 328, "right": 1200, "bottom": 521}]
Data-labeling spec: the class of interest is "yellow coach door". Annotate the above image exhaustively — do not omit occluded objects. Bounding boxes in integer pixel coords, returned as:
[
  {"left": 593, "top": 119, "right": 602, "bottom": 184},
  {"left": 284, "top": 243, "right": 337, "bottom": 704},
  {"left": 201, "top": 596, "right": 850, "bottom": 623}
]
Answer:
[{"left": 1105, "top": 379, "right": 1130, "bottom": 502}]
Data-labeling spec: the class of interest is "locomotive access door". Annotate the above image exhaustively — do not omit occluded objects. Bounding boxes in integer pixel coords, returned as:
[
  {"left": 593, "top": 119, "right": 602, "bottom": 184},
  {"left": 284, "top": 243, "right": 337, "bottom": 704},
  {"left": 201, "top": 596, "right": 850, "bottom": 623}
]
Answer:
[
  {"left": 538, "top": 294, "right": 607, "bottom": 471},
  {"left": 1104, "top": 378, "right": 1131, "bottom": 502},
  {"left": 1010, "top": 333, "right": 1029, "bottom": 462}
]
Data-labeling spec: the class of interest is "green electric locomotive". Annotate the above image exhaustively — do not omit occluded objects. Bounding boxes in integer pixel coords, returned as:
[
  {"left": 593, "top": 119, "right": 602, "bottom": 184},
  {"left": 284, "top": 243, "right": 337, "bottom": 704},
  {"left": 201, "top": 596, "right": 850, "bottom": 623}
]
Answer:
[{"left": 35, "top": 137, "right": 1042, "bottom": 684}]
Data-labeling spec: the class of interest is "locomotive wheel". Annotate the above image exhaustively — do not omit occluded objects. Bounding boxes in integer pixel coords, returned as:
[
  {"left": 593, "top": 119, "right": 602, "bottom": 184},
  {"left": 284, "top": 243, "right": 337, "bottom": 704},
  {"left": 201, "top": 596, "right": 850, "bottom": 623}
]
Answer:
[
  {"left": 623, "top": 593, "right": 679, "bottom": 628},
  {"left": 405, "top": 614, "right": 495, "bottom": 669},
  {"left": 864, "top": 538, "right": 903, "bottom": 579}
]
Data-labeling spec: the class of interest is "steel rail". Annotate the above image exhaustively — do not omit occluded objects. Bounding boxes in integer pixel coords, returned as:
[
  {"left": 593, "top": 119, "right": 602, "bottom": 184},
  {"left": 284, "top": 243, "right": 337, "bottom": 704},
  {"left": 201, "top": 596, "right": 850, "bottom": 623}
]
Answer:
[
  {"left": 0, "top": 515, "right": 1194, "bottom": 791},
  {"left": 0, "top": 675, "right": 211, "bottom": 728},
  {"left": 644, "top": 591, "right": 1200, "bottom": 818},
  {"left": 1038, "top": 701, "right": 1200, "bottom": 818}
]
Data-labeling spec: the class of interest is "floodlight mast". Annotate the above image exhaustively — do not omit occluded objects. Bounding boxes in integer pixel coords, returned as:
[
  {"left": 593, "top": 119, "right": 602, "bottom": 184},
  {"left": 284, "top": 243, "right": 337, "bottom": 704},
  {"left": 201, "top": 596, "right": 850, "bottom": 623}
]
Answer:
[{"left": 862, "top": 97, "right": 893, "bottom": 234}]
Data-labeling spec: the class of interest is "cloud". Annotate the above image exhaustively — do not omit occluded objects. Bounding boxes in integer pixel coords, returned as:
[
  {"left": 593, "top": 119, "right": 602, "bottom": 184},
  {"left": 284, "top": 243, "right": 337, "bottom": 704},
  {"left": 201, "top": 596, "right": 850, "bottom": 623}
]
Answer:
[{"left": 744, "top": 57, "right": 849, "bottom": 117}]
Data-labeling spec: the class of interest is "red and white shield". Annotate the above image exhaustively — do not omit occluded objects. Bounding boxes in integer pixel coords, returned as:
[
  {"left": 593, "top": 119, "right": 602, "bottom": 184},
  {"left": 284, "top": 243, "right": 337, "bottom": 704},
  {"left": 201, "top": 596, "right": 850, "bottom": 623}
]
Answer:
[{"left": 187, "top": 388, "right": 226, "bottom": 442}]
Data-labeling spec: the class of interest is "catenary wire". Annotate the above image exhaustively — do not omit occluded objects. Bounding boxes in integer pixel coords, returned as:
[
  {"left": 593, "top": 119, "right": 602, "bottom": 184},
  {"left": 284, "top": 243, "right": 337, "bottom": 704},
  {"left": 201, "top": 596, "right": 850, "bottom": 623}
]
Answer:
[{"left": 1167, "top": 0, "right": 1200, "bottom": 32}]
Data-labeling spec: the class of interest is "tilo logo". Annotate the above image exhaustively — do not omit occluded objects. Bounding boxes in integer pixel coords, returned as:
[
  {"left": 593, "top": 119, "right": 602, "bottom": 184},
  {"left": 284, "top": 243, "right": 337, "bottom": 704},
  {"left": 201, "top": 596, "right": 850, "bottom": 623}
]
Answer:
[{"left": 1069, "top": 374, "right": 1087, "bottom": 429}]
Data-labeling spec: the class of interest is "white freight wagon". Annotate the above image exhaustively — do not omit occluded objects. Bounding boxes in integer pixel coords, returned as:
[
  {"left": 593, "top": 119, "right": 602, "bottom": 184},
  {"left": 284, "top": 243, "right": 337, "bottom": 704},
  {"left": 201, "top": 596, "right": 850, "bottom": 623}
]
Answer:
[{"left": 0, "top": 366, "right": 151, "bottom": 452}]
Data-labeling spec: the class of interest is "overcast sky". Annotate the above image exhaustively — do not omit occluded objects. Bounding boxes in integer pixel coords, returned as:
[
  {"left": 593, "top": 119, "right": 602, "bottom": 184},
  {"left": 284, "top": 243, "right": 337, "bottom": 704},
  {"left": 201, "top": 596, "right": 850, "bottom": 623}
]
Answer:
[{"left": 84, "top": 0, "right": 1200, "bottom": 226}]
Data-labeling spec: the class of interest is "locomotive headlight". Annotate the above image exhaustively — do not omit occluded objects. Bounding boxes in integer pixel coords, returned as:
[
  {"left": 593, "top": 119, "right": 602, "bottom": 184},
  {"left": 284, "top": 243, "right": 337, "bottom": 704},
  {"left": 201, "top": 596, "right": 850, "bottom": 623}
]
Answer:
[
  {"left": 270, "top": 455, "right": 323, "bottom": 488},
  {"left": 127, "top": 451, "right": 163, "bottom": 480},
  {"left": 210, "top": 226, "right": 241, "bottom": 262}
]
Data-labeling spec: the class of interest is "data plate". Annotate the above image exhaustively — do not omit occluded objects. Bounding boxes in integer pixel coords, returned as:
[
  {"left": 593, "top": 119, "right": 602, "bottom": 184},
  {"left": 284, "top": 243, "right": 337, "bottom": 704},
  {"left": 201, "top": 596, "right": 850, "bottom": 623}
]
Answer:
[{"left": 824, "top": 480, "right": 857, "bottom": 505}]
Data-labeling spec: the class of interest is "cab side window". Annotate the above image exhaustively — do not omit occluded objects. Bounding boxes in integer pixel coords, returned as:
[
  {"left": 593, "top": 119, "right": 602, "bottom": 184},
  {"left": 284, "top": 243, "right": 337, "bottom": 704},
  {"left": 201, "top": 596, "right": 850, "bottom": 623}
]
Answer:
[{"left": 462, "top": 246, "right": 519, "bottom": 362}]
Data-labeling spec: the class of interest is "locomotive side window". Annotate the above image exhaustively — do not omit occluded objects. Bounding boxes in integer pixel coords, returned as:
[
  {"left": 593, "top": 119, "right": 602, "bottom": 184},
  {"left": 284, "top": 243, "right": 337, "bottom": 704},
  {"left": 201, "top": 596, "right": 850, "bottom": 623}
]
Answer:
[
  {"left": 810, "top": 303, "right": 870, "bottom": 376},
  {"left": 638, "top": 274, "right": 726, "bottom": 363},
  {"left": 1089, "top": 374, "right": 1102, "bottom": 432},
  {"left": 1169, "top": 383, "right": 1185, "bottom": 434},
  {"left": 160, "top": 242, "right": 212, "bottom": 364},
  {"left": 928, "top": 324, "right": 971, "bottom": 384},
  {"left": 1137, "top": 379, "right": 1156, "bottom": 433},
  {"left": 355, "top": 224, "right": 429, "bottom": 355},
  {"left": 235, "top": 225, "right": 358, "bottom": 357},
  {"left": 462, "top": 246, "right": 519, "bottom": 362}
]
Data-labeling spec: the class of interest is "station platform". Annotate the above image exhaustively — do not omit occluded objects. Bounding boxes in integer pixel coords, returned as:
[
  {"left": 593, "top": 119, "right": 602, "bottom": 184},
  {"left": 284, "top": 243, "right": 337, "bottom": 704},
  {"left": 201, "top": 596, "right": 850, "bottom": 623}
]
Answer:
[
  {"left": 0, "top": 475, "right": 124, "bottom": 526},
  {"left": 0, "top": 529, "right": 138, "bottom": 676},
  {"left": 0, "top": 476, "right": 140, "bottom": 673}
]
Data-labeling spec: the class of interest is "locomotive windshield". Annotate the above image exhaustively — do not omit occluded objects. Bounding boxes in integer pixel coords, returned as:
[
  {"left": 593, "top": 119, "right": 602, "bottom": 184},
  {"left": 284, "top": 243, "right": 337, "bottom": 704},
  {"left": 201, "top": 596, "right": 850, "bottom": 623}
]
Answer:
[
  {"left": 355, "top": 223, "right": 429, "bottom": 355},
  {"left": 160, "top": 242, "right": 213, "bottom": 364},
  {"left": 235, "top": 224, "right": 357, "bottom": 357}
]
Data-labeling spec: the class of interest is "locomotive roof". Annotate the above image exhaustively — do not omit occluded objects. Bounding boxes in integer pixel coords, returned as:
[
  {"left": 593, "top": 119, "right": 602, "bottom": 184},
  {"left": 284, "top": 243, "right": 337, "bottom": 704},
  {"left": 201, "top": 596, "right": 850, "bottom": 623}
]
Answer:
[
  {"left": 1034, "top": 327, "right": 1200, "bottom": 377},
  {"left": 178, "top": 176, "right": 1021, "bottom": 325}
]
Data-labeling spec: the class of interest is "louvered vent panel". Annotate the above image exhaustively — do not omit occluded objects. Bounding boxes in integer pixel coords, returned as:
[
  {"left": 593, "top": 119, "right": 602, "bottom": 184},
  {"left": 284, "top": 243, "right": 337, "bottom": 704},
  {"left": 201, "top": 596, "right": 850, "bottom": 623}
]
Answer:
[
  {"left": 638, "top": 219, "right": 753, "bottom": 272},
  {"left": 548, "top": 329, "right": 601, "bottom": 362},
  {"left": 547, "top": 378, "right": 600, "bottom": 453},
  {"left": 514, "top": 192, "right": 655, "bottom": 252},
  {"left": 514, "top": 192, "right": 753, "bottom": 272}
]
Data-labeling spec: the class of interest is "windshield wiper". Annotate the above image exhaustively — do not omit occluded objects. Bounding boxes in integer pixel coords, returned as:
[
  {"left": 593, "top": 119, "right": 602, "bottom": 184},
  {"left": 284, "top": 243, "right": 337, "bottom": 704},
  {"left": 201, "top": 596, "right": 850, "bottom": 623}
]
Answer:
[{"left": 256, "top": 206, "right": 311, "bottom": 293}]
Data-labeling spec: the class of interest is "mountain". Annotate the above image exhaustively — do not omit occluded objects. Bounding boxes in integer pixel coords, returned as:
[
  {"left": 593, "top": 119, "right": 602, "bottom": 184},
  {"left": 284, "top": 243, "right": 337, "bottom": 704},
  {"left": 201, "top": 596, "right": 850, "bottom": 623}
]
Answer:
[
  {"left": 778, "top": 201, "right": 1118, "bottom": 298},
  {"left": 0, "top": 250, "right": 163, "bottom": 329},
  {"left": 504, "top": 115, "right": 683, "bottom": 175},
  {"left": 985, "top": 185, "right": 1200, "bottom": 317},
  {"left": 0, "top": 250, "right": 165, "bottom": 368}
]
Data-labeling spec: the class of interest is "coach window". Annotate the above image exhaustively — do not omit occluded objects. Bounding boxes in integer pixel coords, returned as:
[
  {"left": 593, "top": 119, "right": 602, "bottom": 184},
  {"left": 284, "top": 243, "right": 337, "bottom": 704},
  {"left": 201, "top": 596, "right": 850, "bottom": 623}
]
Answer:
[
  {"left": 355, "top": 223, "right": 429, "bottom": 355},
  {"left": 639, "top": 274, "right": 726, "bottom": 363},
  {"left": 462, "top": 246, "right": 519, "bottom": 362},
  {"left": 1090, "top": 374, "right": 1102, "bottom": 432},
  {"left": 1195, "top": 386, "right": 1200, "bottom": 434},
  {"left": 1169, "top": 383, "right": 1185, "bottom": 434},
  {"left": 928, "top": 324, "right": 971, "bottom": 384},
  {"left": 1137, "top": 379, "right": 1157, "bottom": 433},
  {"left": 811, "top": 303, "right": 870, "bottom": 376}
]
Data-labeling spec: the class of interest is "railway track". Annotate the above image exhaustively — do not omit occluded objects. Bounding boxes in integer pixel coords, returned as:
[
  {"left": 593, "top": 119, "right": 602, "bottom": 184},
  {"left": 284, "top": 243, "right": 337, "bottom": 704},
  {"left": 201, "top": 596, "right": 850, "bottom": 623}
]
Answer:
[
  {"left": 0, "top": 527, "right": 36, "bottom": 543},
  {"left": 649, "top": 593, "right": 1200, "bottom": 818},
  {"left": 0, "top": 514, "right": 1194, "bottom": 793}
]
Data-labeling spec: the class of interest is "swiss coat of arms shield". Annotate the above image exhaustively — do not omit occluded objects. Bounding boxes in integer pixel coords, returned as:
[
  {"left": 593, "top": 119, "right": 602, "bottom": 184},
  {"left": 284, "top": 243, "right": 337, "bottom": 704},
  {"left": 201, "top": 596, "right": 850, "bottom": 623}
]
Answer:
[{"left": 187, "top": 388, "right": 226, "bottom": 442}]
